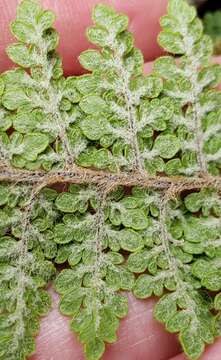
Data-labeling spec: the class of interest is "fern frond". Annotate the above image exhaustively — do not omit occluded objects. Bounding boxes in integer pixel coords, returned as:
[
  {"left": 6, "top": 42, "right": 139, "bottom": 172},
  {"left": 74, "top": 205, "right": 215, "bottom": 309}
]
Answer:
[
  {"left": 133, "top": 188, "right": 221, "bottom": 360},
  {"left": 54, "top": 184, "right": 144, "bottom": 360},
  {"left": 155, "top": 0, "right": 221, "bottom": 176},
  {"left": 0, "top": 0, "right": 83, "bottom": 170},
  {"left": 0, "top": 183, "right": 55, "bottom": 360},
  {"left": 0, "top": 1, "right": 221, "bottom": 360},
  {"left": 75, "top": 4, "right": 179, "bottom": 174}
]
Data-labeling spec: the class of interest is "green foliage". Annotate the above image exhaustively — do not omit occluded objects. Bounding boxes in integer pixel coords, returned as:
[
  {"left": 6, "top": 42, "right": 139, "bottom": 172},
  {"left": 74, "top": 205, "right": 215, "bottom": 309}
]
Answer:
[
  {"left": 76, "top": 3, "right": 179, "bottom": 174},
  {"left": 54, "top": 185, "right": 139, "bottom": 360},
  {"left": 133, "top": 189, "right": 220, "bottom": 360},
  {"left": 184, "top": 188, "right": 221, "bottom": 215},
  {"left": 203, "top": 11, "right": 221, "bottom": 55},
  {"left": 0, "top": 183, "right": 56, "bottom": 360},
  {"left": 0, "top": 0, "right": 83, "bottom": 170},
  {"left": 0, "top": 1, "right": 221, "bottom": 360},
  {"left": 155, "top": 0, "right": 221, "bottom": 176}
]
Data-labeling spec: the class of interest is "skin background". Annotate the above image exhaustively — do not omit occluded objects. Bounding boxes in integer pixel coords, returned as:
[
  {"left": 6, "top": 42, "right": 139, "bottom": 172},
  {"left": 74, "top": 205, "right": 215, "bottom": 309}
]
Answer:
[{"left": 0, "top": 1, "right": 221, "bottom": 359}]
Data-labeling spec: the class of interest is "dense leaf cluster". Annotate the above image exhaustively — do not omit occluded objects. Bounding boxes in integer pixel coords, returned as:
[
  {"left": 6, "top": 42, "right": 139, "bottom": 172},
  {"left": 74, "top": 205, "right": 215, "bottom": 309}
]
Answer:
[{"left": 0, "top": 1, "right": 221, "bottom": 360}]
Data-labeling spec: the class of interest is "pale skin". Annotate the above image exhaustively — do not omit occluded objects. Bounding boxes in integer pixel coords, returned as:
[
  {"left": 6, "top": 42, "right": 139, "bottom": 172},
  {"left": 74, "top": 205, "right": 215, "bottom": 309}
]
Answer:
[{"left": 0, "top": 1, "right": 221, "bottom": 359}]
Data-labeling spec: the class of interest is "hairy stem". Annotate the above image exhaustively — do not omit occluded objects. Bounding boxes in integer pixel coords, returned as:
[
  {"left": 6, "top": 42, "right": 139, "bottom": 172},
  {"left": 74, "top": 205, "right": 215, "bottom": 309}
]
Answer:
[
  {"left": 34, "top": 34, "right": 74, "bottom": 167},
  {"left": 109, "top": 45, "right": 143, "bottom": 172},
  {"left": 0, "top": 165, "right": 220, "bottom": 192},
  {"left": 11, "top": 186, "right": 38, "bottom": 349},
  {"left": 91, "top": 187, "right": 107, "bottom": 329},
  {"left": 183, "top": 33, "right": 208, "bottom": 173},
  {"left": 159, "top": 193, "right": 199, "bottom": 324}
]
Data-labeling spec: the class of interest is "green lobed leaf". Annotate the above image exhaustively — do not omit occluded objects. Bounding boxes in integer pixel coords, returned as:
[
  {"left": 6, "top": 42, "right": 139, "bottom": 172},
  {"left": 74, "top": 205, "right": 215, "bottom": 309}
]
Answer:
[
  {"left": 2, "top": 86, "right": 30, "bottom": 110},
  {"left": 59, "top": 288, "right": 84, "bottom": 316},
  {"left": 79, "top": 95, "right": 109, "bottom": 115},
  {"left": 7, "top": 44, "right": 34, "bottom": 68},
  {"left": 85, "top": 338, "right": 105, "bottom": 360},
  {"left": 80, "top": 116, "right": 111, "bottom": 140},
  {"left": 180, "top": 329, "right": 205, "bottom": 360},
  {"left": 153, "top": 134, "right": 181, "bottom": 159},
  {"left": 118, "top": 229, "right": 144, "bottom": 252},
  {"left": 133, "top": 274, "right": 159, "bottom": 298},
  {"left": 79, "top": 50, "right": 103, "bottom": 71},
  {"left": 168, "top": 0, "right": 196, "bottom": 23},
  {"left": 20, "top": 133, "right": 50, "bottom": 161}
]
